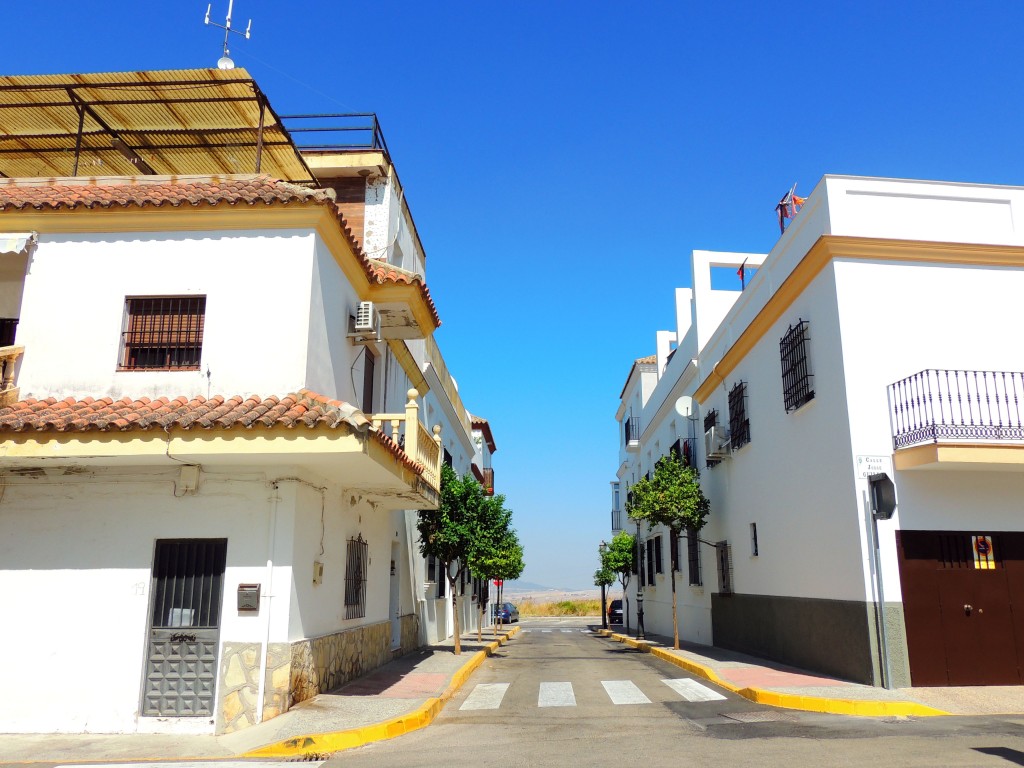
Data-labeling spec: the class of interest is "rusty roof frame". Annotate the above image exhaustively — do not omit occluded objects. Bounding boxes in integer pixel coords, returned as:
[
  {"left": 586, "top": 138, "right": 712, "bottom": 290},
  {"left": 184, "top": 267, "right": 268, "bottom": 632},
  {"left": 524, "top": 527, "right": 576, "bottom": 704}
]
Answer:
[{"left": 0, "top": 69, "right": 316, "bottom": 183}]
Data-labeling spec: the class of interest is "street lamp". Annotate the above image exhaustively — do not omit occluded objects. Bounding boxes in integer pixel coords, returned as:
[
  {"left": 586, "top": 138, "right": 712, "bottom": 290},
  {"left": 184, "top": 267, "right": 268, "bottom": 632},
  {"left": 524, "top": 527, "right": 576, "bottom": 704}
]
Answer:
[
  {"left": 599, "top": 540, "right": 608, "bottom": 629},
  {"left": 636, "top": 519, "right": 646, "bottom": 640}
]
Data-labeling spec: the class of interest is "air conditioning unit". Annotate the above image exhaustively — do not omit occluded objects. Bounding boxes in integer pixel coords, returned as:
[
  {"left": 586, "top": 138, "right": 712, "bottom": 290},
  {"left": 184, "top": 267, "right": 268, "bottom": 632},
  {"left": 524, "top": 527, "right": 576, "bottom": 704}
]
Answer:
[
  {"left": 705, "top": 426, "right": 730, "bottom": 459},
  {"left": 349, "top": 301, "right": 381, "bottom": 342}
]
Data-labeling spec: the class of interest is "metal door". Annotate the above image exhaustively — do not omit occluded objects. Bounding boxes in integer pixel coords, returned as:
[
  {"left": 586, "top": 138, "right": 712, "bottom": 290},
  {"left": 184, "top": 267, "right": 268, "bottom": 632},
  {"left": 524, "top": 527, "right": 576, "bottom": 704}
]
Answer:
[
  {"left": 898, "top": 531, "right": 1023, "bottom": 686},
  {"left": 141, "top": 539, "right": 227, "bottom": 717}
]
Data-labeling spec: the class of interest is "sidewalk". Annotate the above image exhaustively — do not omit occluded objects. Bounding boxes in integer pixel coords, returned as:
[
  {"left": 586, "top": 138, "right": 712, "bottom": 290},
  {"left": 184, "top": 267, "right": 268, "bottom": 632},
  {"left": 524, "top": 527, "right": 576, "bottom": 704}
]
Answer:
[
  {"left": 595, "top": 626, "right": 1024, "bottom": 718},
  {"left": 0, "top": 626, "right": 520, "bottom": 764}
]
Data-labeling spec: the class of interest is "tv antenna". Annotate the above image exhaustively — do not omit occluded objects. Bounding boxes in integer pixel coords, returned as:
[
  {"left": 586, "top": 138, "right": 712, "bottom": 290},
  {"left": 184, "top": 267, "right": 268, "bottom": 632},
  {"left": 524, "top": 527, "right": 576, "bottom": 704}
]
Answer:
[{"left": 204, "top": 1, "right": 252, "bottom": 70}]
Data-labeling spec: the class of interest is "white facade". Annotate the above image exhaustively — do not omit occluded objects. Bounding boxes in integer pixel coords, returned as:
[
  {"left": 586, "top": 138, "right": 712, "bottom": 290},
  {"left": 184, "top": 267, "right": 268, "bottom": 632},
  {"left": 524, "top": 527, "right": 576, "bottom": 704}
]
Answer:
[{"left": 614, "top": 175, "right": 1024, "bottom": 686}]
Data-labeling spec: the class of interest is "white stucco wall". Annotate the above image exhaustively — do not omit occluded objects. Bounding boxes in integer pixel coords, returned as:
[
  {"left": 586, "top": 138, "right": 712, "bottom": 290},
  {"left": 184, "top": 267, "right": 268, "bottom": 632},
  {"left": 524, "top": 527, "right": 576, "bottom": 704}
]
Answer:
[{"left": 16, "top": 230, "right": 321, "bottom": 401}]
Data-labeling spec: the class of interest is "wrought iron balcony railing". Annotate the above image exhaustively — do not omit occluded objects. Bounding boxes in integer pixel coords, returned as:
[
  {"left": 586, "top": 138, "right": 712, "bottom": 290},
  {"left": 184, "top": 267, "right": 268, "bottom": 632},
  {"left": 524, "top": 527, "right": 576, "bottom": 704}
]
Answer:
[
  {"left": 888, "top": 369, "right": 1024, "bottom": 449},
  {"left": 280, "top": 113, "right": 390, "bottom": 157},
  {"left": 611, "top": 507, "right": 623, "bottom": 533},
  {"left": 624, "top": 417, "right": 640, "bottom": 450}
]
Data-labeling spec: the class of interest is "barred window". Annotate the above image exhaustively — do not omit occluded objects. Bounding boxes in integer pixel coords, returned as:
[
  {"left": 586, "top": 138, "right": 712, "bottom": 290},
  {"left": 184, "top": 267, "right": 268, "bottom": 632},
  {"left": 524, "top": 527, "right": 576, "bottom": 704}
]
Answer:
[
  {"left": 687, "top": 529, "right": 702, "bottom": 586},
  {"left": 121, "top": 296, "right": 205, "bottom": 371},
  {"left": 728, "top": 381, "right": 750, "bottom": 450},
  {"left": 670, "top": 533, "right": 679, "bottom": 572},
  {"left": 716, "top": 541, "right": 733, "bottom": 595},
  {"left": 654, "top": 535, "right": 663, "bottom": 574},
  {"left": 646, "top": 538, "right": 656, "bottom": 584},
  {"left": 780, "top": 319, "right": 814, "bottom": 412},
  {"left": 344, "top": 535, "right": 368, "bottom": 619}
]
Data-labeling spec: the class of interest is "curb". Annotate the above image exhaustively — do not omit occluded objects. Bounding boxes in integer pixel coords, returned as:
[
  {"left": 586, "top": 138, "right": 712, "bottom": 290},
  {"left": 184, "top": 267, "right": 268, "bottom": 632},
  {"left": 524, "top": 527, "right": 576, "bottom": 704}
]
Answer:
[
  {"left": 595, "top": 629, "right": 949, "bottom": 718},
  {"left": 243, "top": 626, "right": 521, "bottom": 758}
]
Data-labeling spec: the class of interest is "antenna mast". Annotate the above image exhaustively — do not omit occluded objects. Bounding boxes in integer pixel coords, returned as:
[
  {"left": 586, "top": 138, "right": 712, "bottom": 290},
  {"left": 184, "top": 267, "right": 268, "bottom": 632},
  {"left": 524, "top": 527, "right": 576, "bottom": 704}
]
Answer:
[{"left": 204, "top": 0, "right": 252, "bottom": 70}]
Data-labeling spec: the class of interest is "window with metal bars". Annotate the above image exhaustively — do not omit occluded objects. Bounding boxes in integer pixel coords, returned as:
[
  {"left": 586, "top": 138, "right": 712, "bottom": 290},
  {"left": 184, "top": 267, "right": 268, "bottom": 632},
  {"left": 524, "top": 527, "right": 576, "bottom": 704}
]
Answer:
[
  {"left": 150, "top": 538, "right": 227, "bottom": 628},
  {"left": 716, "top": 541, "right": 733, "bottom": 595},
  {"left": 344, "top": 535, "right": 368, "bottom": 619},
  {"left": 728, "top": 382, "right": 751, "bottom": 450},
  {"left": 780, "top": 319, "right": 814, "bottom": 412},
  {"left": 654, "top": 535, "right": 663, "bottom": 574},
  {"left": 687, "top": 529, "right": 702, "bottom": 586},
  {"left": 646, "top": 538, "right": 656, "bottom": 584},
  {"left": 670, "top": 533, "right": 679, "bottom": 572},
  {"left": 121, "top": 296, "right": 205, "bottom": 371}
]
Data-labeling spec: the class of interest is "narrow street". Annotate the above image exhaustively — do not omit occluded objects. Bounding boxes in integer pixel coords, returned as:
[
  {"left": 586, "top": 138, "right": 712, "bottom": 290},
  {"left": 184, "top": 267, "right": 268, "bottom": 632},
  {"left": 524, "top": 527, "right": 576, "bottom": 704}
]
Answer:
[{"left": 329, "top": 617, "right": 1024, "bottom": 768}]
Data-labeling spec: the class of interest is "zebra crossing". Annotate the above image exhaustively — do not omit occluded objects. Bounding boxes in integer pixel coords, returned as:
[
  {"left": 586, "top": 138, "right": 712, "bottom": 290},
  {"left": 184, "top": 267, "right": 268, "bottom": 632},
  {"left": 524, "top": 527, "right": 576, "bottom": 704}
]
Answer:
[
  {"left": 458, "top": 677, "right": 726, "bottom": 711},
  {"left": 519, "top": 628, "right": 592, "bottom": 634}
]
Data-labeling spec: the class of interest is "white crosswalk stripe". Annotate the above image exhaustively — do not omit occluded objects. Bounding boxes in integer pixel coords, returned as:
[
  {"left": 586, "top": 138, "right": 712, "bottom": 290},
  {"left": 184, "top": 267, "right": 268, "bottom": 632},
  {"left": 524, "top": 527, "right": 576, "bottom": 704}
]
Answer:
[
  {"left": 460, "top": 682, "right": 510, "bottom": 710},
  {"left": 458, "top": 677, "right": 729, "bottom": 712},
  {"left": 662, "top": 678, "right": 727, "bottom": 702},
  {"left": 601, "top": 680, "right": 651, "bottom": 705},
  {"left": 538, "top": 682, "right": 576, "bottom": 707},
  {"left": 561, "top": 629, "right": 574, "bottom": 633}
]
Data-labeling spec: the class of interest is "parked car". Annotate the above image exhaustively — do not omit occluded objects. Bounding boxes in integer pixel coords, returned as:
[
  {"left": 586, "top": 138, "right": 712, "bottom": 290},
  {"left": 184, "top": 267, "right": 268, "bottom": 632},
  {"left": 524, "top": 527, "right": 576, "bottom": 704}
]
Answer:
[
  {"left": 607, "top": 599, "right": 623, "bottom": 624},
  {"left": 493, "top": 601, "right": 519, "bottom": 623}
]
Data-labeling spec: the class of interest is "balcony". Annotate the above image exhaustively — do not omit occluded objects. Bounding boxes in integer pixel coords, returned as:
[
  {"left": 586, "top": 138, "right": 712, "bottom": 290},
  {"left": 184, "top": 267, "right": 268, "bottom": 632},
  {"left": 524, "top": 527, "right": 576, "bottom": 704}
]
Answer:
[
  {"left": 888, "top": 369, "right": 1024, "bottom": 470},
  {"left": 370, "top": 389, "right": 444, "bottom": 494},
  {"left": 624, "top": 417, "right": 640, "bottom": 451},
  {"left": 481, "top": 467, "right": 495, "bottom": 496},
  {"left": 0, "top": 344, "right": 23, "bottom": 406}
]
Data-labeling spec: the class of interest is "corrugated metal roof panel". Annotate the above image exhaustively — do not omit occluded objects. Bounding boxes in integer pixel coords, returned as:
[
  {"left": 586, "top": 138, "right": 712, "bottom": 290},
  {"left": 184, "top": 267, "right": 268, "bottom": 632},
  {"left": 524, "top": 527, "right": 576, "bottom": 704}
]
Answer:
[{"left": 0, "top": 69, "right": 313, "bottom": 182}]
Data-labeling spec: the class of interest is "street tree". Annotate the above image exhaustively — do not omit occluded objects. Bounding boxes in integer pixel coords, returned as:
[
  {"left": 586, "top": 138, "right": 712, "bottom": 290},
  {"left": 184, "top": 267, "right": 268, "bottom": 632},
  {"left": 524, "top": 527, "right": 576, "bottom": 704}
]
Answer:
[
  {"left": 473, "top": 528, "right": 524, "bottom": 635},
  {"left": 467, "top": 497, "right": 517, "bottom": 639},
  {"left": 625, "top": 449, "right": 710, "bottom": 649},
  {"left": 418, "top": 464, "right": 515, "bottom": 654},
  {"left": 594, "top": 545, "right": 615, "bottom": 627},
  {"left": 603, "top": 530, "right": 635, "bottom": 633}
]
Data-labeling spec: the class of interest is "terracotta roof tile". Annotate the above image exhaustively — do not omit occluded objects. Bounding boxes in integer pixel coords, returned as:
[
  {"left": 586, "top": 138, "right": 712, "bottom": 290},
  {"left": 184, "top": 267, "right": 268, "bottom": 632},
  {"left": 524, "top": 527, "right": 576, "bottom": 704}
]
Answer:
[
  {"left": 635, "top": 354, "right": 657, "bottom": 365},
  {"left": 0, "top": 175, "right": 441, "bottom": 329},
  {"left": 0, "top": 389, "right": 423, "bottom": 475}
]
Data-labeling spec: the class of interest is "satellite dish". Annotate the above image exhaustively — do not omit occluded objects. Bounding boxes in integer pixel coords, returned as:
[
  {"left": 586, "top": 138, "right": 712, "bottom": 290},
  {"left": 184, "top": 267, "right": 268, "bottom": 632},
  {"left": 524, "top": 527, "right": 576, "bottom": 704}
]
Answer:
[
  {"left": 217, "top": 55, "right": 235, "bottom": 70},
  {"left": 674, "top": 396, "right": 693, "bottom": 418}
]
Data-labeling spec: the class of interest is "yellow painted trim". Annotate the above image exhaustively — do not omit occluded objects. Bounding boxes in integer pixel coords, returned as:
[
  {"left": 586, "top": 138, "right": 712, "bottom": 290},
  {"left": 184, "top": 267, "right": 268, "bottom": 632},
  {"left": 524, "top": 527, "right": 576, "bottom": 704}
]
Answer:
[
  {"left": 694, "top": 235, "right": 1024, "bottom": 403},
  {"left": 596, "top": 629, "right": 949, "bottom": 718},
  {"left": 0, "top": 427, "right": 424, "bottom": 488},
  {"left": 387, "top": 339, "right": 430, "bottom": 395},
  {"left": 242, "top": 626, "right": 522, "bottom": 758},
  {"left": 303, "top": 151, "right": 387, "bottom": 172},
  {"left": 894, "top": 442, "right": 1024, "bottom": 470},
  {"left": 368, "top": 280, "right": 439, "bottom": 334}
]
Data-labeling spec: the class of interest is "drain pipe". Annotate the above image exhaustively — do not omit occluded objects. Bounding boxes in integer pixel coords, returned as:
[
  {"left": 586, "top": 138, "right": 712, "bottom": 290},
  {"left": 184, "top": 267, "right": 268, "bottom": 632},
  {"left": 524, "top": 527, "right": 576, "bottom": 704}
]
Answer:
[{"left": 255, "top": 481, "right": 281, "bottom": 723}]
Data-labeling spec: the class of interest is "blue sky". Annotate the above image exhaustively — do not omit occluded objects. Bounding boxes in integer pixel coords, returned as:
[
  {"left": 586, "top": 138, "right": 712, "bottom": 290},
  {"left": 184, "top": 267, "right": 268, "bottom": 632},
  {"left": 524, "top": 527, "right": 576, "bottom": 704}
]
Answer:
[{"left": 8, "top": 2, "right": 1024, "bottom": 589}]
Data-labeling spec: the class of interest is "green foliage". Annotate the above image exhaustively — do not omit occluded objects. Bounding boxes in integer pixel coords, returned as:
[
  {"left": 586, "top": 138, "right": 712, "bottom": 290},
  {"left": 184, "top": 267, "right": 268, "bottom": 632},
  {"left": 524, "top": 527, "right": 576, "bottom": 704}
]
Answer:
[
  {"left": 604, "top": 530, "right": 635, "bottom": 589},
  {"left": 625, "top": 449, "right": 710, "bottom": 536},
  {"left": 594, "top": 540, "right": 616, "bottom": 588},
  {"left": 474, "top": 528, "right": 525, "bottom": 583}
]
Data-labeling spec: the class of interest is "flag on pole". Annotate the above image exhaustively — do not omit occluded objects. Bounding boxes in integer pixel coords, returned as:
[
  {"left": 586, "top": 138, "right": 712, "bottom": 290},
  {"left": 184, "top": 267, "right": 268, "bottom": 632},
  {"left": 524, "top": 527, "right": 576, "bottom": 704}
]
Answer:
[{"left": 775, "top": 184, "right": 806, "bottom": 233}]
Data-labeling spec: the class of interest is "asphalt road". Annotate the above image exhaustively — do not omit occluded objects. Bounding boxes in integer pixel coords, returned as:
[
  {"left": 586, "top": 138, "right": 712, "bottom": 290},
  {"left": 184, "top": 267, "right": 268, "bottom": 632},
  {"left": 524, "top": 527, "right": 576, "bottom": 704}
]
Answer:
[{"left": 331, "top": 616, "right": 1024, "bottom": 768}]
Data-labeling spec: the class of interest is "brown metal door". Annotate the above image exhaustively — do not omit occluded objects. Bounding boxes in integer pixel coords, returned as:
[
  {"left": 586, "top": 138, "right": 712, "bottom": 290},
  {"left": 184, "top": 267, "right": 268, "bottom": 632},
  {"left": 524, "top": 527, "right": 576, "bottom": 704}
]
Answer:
[{"left": 898, "top": 531, "right": 1022, "bottom": 686}]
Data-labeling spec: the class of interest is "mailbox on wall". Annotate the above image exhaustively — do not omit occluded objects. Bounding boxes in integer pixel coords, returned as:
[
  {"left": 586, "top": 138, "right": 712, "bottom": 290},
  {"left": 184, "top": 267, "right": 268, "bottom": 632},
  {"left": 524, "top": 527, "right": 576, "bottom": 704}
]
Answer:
[{"left": 237, "top": 584, "right": 261, "bottom": 612}]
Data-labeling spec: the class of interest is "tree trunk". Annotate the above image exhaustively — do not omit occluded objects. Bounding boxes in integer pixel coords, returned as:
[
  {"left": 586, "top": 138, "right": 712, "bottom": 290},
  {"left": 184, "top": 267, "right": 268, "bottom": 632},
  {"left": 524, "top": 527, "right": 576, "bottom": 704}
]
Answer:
[
  {"left": 449, "top": 572, "right": 461, "bottom": 655},
  {"left": 477, "top": 598, "right": 483, "bottom": 641},
  {"left": 622, "top": 577, "right": 630, "bottom": 634}
]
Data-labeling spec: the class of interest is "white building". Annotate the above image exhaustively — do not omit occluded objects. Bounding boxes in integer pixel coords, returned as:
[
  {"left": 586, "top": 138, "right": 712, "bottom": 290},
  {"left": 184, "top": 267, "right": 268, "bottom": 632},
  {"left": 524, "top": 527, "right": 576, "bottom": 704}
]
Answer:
[
  {"left": 614, "top": 175, "right": 1024, "bottom": 687},
  {"left": 0, "top": 68, "right": 492, "bottom": 735}
]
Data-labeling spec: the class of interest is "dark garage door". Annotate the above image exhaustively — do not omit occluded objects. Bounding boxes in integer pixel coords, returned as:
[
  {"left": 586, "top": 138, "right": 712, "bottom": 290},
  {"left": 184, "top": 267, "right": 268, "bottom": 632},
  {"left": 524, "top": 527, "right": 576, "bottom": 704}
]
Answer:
[{"left": 898, "top": 530, "right": 1024, "bottom": 686}]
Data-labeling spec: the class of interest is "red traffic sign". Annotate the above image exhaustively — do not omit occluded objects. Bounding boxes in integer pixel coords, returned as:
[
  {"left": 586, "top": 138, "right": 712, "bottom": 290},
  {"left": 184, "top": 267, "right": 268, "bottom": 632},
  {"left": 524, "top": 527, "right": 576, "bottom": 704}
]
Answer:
[{"left": 493, "top": 580, "right": 503, "bottom": 586}]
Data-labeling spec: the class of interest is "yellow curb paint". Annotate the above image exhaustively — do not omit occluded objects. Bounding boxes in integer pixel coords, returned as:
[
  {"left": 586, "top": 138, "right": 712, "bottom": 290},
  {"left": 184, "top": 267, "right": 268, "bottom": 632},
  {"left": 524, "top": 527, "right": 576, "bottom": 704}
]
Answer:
[
  {"left": 602, "top": 630, "right": 949, "bottom": 718},
  {"left": 243, "top": 626, "right": 521, "bottom": 759}
]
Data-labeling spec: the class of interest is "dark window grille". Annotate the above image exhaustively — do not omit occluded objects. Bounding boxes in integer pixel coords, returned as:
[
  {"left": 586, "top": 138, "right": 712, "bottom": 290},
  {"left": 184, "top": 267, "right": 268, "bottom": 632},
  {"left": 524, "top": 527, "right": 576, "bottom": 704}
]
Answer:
[
  {"left": 716, "top": 541, "right": 733, "bottom": 595},
  {"left": 780, "top": 319, "right": 814, "bottom": 412},
  {"left": 728, "top": 382, "right": 751, "bottom": 450},
  {"left": 624, "top": 417, "right": 640, "bottom": 445},
  {"left": 670, "top": 533, "right": 679, "bottom": 572},
  {"left": 646, "top": 538, "right": 656, "bottom": 584},
  {"left": 151, "top": 538, "right": 227, "bottom": 628},
  {"left": 361, "top": 348, "right": 375, "bottom": 413},
  {"left": 344, "top": 535, "right": 368, "bottom": 619},
  {"left": 636, "top": 537, "right": 644, "bottom": 583},
  {"left": 669, "top": 437, "right": 696, "bottom": 466},
  {"left": 654, "top": 535, "right": 663, "bottom": 574},
  {"left": 687, "top": 529, "right": 702, "bottom": 586},
  {"left": 443, "top": 448, "right": 453, "bottom": 467},
  {"left": 0, "top": 318, "right": 18, "bottom": 347},
  {"left": 121, "top": 296, "right": 205, "bottom": 371},
  {"left": 704, "top": 409, "right": 720, "bottom": 469},
  {"left": 482, "top": 467, "right": 495, "bottom": 496}
]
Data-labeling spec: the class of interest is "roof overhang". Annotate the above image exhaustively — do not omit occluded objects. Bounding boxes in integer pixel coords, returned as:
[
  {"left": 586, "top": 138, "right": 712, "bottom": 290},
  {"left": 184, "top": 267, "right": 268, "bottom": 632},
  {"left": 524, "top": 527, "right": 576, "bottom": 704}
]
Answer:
[{"left": 0, "top": 427, "right": 438, "bottom": 508}]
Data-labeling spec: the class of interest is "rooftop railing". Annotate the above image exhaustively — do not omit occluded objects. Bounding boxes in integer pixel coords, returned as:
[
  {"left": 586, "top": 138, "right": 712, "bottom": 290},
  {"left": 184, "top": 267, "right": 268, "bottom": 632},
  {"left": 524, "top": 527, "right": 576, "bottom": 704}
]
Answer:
[{"left": 280, "top": 113, "right": 390, "bottom": 157}]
